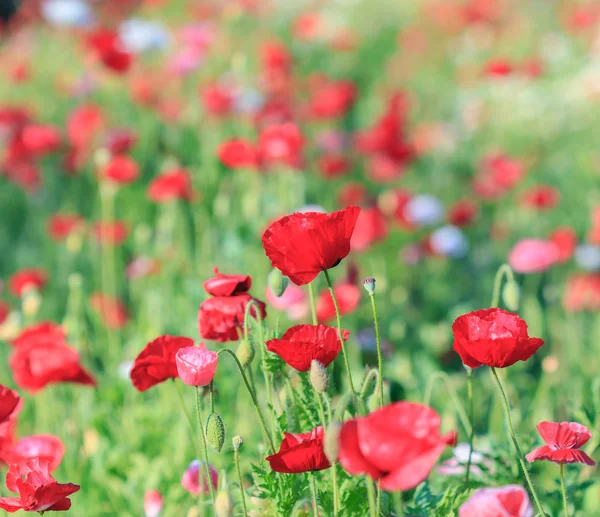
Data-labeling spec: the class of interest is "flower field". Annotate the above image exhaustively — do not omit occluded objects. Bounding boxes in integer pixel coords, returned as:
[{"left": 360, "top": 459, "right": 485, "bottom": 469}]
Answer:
[{"left": 1, "top": 1, "right": 600, "bottom": 516}]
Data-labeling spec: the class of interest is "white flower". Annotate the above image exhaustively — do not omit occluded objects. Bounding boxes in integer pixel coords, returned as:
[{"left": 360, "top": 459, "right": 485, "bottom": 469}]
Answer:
[
  {"left": 430, "top": 225, "right": 468, "bottom": 258},
  {"left": 404, "top": 194, "right": 445, "bottom": 226},
  {"left": 42, "top": 0, "right": 94, "bottom": 27},
  {"left": 119, "top": 19, "right": 170, "bottom": 54},
  {"left": 575, "top": 244, "right": 600, "bottom": 271}
]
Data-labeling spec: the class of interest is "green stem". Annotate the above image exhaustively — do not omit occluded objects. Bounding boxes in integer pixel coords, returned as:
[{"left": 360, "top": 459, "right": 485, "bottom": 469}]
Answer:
[
  {"left": 464, "top": 367, "right": 475, "bottom": 485},
  {"left": 360, "top": 369, "right": 380, "bottom": 401},
  {"left": 490, "top": 368, "right": 545, "bottom": 516},
  {"left": 366, "top": 478, "right": 377, "bottom": 517},
  {"left": 308, "top": 281, "right": 318, "bottom": 325},
  {"left": 209, "top": 381, "right": 215, "bottom": 413},
  {"left": 195, "top": 387, "right": 216, "bottom": 506},
  {"left": 217, "top": 349, "right": 276, "bottom": 453},
  {"left": 234, "top": 448, "right": 249, "bottom": 517},
  {"left": 368, "top": 293, "right": 384, "bottom": 408},
  {"left": 393, "top": 492, "right": 404, "bottom": 516},
  {"left": 491, "top": 263, "right": 515, "bottom": 309},
  {"left": 309, "top": 473, "right": 319, "bottom": 517},
  {"left": 172, "top": 380, "right": 201, "bottom": 458},
  {"left": 376, "top": 480, "right": 381, "bottom": 517},
  {"left": 423, "top": 371, "right": 471, "bottom": 435},
  {"left": 323, "top": 395, "right": 340, "bottom": 516},
  {"left": 323, "top": 269, "right": 356, "bottom": 395},
  {"left": 560, "top": 463, "right": 569, "bottom": 517}
]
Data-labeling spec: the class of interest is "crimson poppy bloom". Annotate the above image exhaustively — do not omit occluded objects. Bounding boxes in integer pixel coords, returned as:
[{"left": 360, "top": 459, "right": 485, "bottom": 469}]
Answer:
[
  {"left": 67, "top": 104, "right": 104, "bottom": 149},
  {"left": 105, "top": 128, "right": 137, "bottom": 154},
  {"left": 0, "top": 301, "right": 10, "bottom": 326},
  {"left": 89, "top": 293, "right": 129, "bottom": 329},
  {"left": 8, "top": 268, "right": 47, "bottom": 297},
  {"left": 0, "top": 386, "right": 20, "bottom": 424},
  {"left": 258, "top": 123, "right": 304, "bottom": 168},
  {"left": 47, "top": 214, "right": 85, "bottom": 241},
  {"left": 0, "top": 458, "right": 79, "bottom": 513},
  {"left": 2, "top": 434, "right": 65, "bottom": 472},
  {"left": 203, "top": 268, "right": 252, "bottom": 297},
  {"left": 266, "top": 426, "right": 331, "bottom": 473},
  {"left": 338, "top": 402, "right": 456, "bottom": 491},
  {"left": 201, "top": 84, "right": 234, "bottom": 116},
  {"left": 350, "top": 206, "right": 388, "bottom": 252},
  {"left": 218, "top": 139, "right": 260, "bottom": 169},
  {"left": 93, "top": 221, "right": 129, "bottom": 246},
  {"left": 86, "top": 28, "right": 132, "bottom": 74},
  {"left": 448, "top": 199, "right": 478, "bottom": 227},
  {"left": 9, "top": 323, "right": 96, "bottom": 392},
  {"left": 318, "top": 154, "right": 349, "bottom": 179},
  {"left": 130, "top": 335, "right": 192, "bottom": 392},
  {"left": 563, "top": 273, "right": 600, "bottom": 312},
  {"left": 148, "top": 168, "right": 194, "bottom": 202},
  {"left": 459, "top": 485, "right": 533, "bottom": 517},
  {"left": 549, "top": 227, "right": 577, "bottom": 263},
  {"left": 102, "top": 155, "right": 139, "bottom": 185},
  {"left": 20, "top": 124, "right": 61, "bottom": 155},
  {"left": 526, "top": 422, "right": 595, "bottom": 466},
  {"left": 452, "top": 308, "right": 545, "bottom": 369},
  {"left": 316, "top": 283, "right": 361, "bottom": 323},
  {"left": 520, "top": 185, "right": 560, "bottom": 210},
  {"left": 262, "top": 206, "right": 360, "bottom": 286},
  {"left": 266, "top": 324, "right": 350, "bottom": 372},
  {"left": 308, "top": 79, "right": 356, "bottom": 119},
  {"left": 175, "top": 345, "right": 219, "bottom": 387}
]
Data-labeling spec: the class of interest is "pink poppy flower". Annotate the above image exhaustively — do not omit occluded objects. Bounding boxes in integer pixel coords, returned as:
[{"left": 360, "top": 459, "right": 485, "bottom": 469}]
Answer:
[
  {"left": 459, "top": 485, "right": 533, "bottom": 517},
  {"left": 508, "top": 239, "right": 559, "bottom": 274},
  {"left": 144, "top": 490, "right": 163, "bottom": 517},
  {"left": 175, "top": 345, "right": 218, "bottom": 387},
  {"left": 181, "top": 460, "right": 218, "bottom": 495},
  {"left": 526, "top": 422, "right": 595, "bottom": 466},
  {"left": 265, "top": 284, "right": 309, "bottom": 321}
]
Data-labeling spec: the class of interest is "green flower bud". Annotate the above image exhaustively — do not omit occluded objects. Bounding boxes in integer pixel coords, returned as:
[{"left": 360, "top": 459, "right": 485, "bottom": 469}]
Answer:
[
  {"left": 215, "top": 489, "right": 234, "bottom": 517},
  {"left": 309, "top": 360, "right": 329, "bottom": 393},
  {"left": 324, "top": 421, "right": 341, "bottom": 464},
  {"left": 232, "top": 435, "right": 243, "bottom": 451},
  {"left": 236, "top": 339, "right": 255, "bottom": 368},
  {"left": 502, "top": 281, "right": 520, "bottom": 312},
  {"left": 268, "top": 269, "right": 289, "bottom": 298},
  {"left": 206, "top": 413, "right": 225, "bottom": 453}
]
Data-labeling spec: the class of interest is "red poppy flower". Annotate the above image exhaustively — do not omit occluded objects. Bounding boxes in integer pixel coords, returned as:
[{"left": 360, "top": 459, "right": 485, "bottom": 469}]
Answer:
[
  {"left": 258, "top": 123, "right": 304, "bottom": 168},
  {"left": 526, "top": 422, "right": 595, "bottom": 466},
  {"left": 102, "top": 155, "right": 139, "bottom": 185},
  {"left": 9, "top": 323, "right": 96, "bottom": 393},
  {"left": 203, "top": 268, "right": 252, "bottom": 297},
  {"left": 20, "top": 124, "right": 61, "bottom": 155},
  {"left": 316, "top": 283, "right": 361, "bottom": 323},
  {"left": 508, "top": 239, "right": 559, "bottom": 274},
  {"left": 308, "top": 79, "right": 356, "bottom": 119},
  {"left": 86, "top": 28, "right": 132, "bottom": 74},
  {"left": 147, "top": 168, "right": 194, "bottom": 202},
  {"left": 265, "top": 324, "right": 350, "bottom": 372},
  {"left": 67, "top": 104, "right": 104, "bottom": 149},
  {"left": 2, "top": 434, "right": 65, "bottom": 472},
  {"left": 0, "top": 301, "right": 10, "bottom": 325},
  {"left": 262, "top": 206, "right": 360, "bottom": 286},
  {"left": 266, "top": 426, "right": 331, "bottom": 473},
  {"left": 563, "top": 273, "right": 600, "bottom": 312},
  {"left": 452, "top": 308, "right": 544, "bottom": 369},
  {"left": 338, "top": 402, "right": 456, "bottom": 491},
  {"left": 549, "top": 227, "right": 577, "bottom": 262},
  {"left": 105, "top": 128, "right": 137, "bottom": 154},
  {"left": 448, "top": 199, "right": 478, "bottom": 227},
  {"left": 8, "top": 268, "right": 47, "bottom": 297},
  {"left": 338, "top": 183, "right": 367, "bottom": 207},
  {"left": 218, "top": 139, "right": 260, "bottom": 169},
  {"left": 198, "top": 294, "right": 266, "bottom": 343},
  {"left": 485, "top": 58, "right": 513, "bottom": 77},
  {"left": 0, "top": 386, "right": 20, "bottom": 424},
  {"left": 0, "top": 458, "right": 80, "bottom": 513},
  {"left": 201, "top": 84, "right": 233, "bottom": 116},
  {"left": 520, "top": 185, "right": 560, "bottom": 210},
  {"left": 350, "top": 206, "right": 388, "bottom": 252},
  {"left": 93, "top": 221, "right": 128, "bottom": 246},
  {"left": 130, "top": 335, "right": 192, "bottom": 391},
  {"left": 0, "top": 394, "right": 21, "bottom": 463},
  {"left": 459, "top": 485, "right": 533, "bottom": 517},
  {"left": 318, "top": 154, "right": 350, "bottom": 179},
  {"left": 89, "top": 293, "right": 129, "bottom": 329},
  {"left": 47, "top": 214, "right": 85, "bottom": 241}
]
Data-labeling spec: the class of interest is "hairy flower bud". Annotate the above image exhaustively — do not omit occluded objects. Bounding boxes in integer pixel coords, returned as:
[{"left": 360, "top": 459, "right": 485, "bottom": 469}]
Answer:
[
  {"left": 232, "top": 435, "right": 243, "bottom": 451},
  {"left": 215, "top": 489, "right": 234, "bottom": 517},
  {"left": 268, "top": 268, "right": 289, "bottom": 298},
  {"left": 309, "top": 360, "right": 329, "bottom": 393},
  {"left": 502, "top": 281, "right": 520, "bottom": 312},
  {"left": 206, "top": 413, "right": 225, "bottom": 453},
  {"left": 236, "top": 339, "right": 255, "bottom": 367},
  {"left": 324, "top": 421, "right": 342, "bottom": 464}
]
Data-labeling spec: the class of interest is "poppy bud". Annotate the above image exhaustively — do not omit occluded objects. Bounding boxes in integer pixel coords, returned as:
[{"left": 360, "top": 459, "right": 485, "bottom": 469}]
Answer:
[
  {"left": 22, "top": 289, "right": 41, "bottom": 318},
  {"left": 206, "top": 413, "right": 226, "bottom": 453},
  {"left": 309, "top": 360, "right": 329, "bottom": 393},
  {"left": 362, "top": 276, "right": 376, "bottom": 295},
  {"left": 502, "top": 281, "right": 520, "bottom": 311},
  {"left": 232, "top": 435, "right": 243, "bottom": 451},
  {"left": 268, "top": 268, "right": 289, "bottom": 297},
  {"left": 215, "top": 489, "right": 234, "bottom": 517},
  {"left": 93, "top": 148, "right": 111, "bottom": 170},
  {"left": 66, "top": 232, "right": 83, "bottom": 254},
  {"left": 323, "top": 421, "right": 341, "bottom": 463},
  {"left": 236, "top": 339, "right": 255, "bottom": 367}
]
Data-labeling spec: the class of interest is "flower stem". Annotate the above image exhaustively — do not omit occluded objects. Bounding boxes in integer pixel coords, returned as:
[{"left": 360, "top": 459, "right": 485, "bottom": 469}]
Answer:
[
  {"left": 217, "top": 349, "right": 276, "bottom": 454},
  {"left": 172, "top": 380, "right": 201, "bottom": 458},
  {"left": 366, "top": 478, "right": 377, "bottom": 517},
  {"left": 323, "top": 269, "right": 355, "bottom": 395},
  {"left": 234, "top": 448, "right": 248, "bottom": 517},
  {"left": 491, "top": 263, "right": 515, "bottom": 309},
  {"left": 464, "top": 367, "right": 475, "bottom": 485},
  {"left": 393, "top": 492, "right": 404, "bottom": 516},
  {"left": 308, "top": 281, "right": 318, "bottom": 325},
  {"left": 423, "top": 371, "right": 471, "bottom": 435},
  {"left": 195, "top": 387, "right": 216, "bottom": 506},
  {"left": 309, "top": 473, "right": 319, "bottom": 517},
  {"left": 490, "top": 368, "right": 545, "bottom": 516},
  {"left": 323, "top": 394, "right": 340, "bottom": 516},
  {"left": 368, "top": 293, "right": 384, "bottom": 408},
  {"left": 560, "top": 463, "right": 569, "bottom": 517}
]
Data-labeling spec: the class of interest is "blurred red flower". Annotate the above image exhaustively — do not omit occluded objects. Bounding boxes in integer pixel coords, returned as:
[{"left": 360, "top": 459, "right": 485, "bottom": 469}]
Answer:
[
  {"left": 86, "top": 28, "right": 132, "bottom": 74},
  {"left": 8, "top": 268, "right": 47, "bottom": 297},
  {"left": 0, "top": 458, "right": 79, "bottom": 513},
  {"left": 89, "top": 293, "right": 129, "bottom": 329},
  {"left": 485, "top": 58, "right": 513, "bottom": 77},
  {"left": 93, "top": 221, "right": 129, "bottom": 246},
  {"left": 102, "top": 155, "right": 139, "bottom": 185},
  {"left": 338, "top": 402, "right": 456, "bottom": 491},
  {"left": 67, "top": 104, "right": 104, "bottom": 149},
  {"left": 218, "top": 139, "right": 260, "bottom": 169},
  {"left": 508, "top": 239, "right": 559, "bottom": 274},
  {"left": 20, "top": 124, "right": 61, "bottom": 155},
  {"left": 266, "top": 426, "right": 331, "bottom": 473},
  {"left": 266, "top": 324, "right": 349, "bottom": 372},
  {"left": 201, "top": 84, "right": 234, "bottom": 116},
  {"left": 316, "top": 283, "right": 361, "bottom": 323},
  {"left": 47, "top": 214, "right": 85, "bottom": 241},
  {"left": 0, "top": 386, "right": 20, "bottom": 424},
  {"left": 520, "top": 185, "right": 560, "bottom": 210},
  {"left": 130, "top": 335, "right": 193, "bottom": 392},
  {"left": 452, "top": 308, "right": 544, "bottom": 368},
  {"left": 181, "top": 460, "right": 218, "bottom": 495},
  {"left": 148, "top": 168, "right": 194, "bottom": 202},
  {"left": 459, "top": 485, "right": 533, "bottom": 517},
  {"left": 10, "top": 322, "right": 96, "bottom": 392},
  {"left": 262, "top": 206, "right": 360, "bottom": 285},
  {"left": 448, "top": 199, "right": 478, "bottom": 227},
  {"left": 549, "top": 227, "right": 577, "bottom": 262},
  {"left": 258, "top": 123, "right": 305, "bottom": 168},
  {"left": 350, "top": 206, "right": 388, "bottom": 252},
  {"left": 526, "top": 422, "right": 595, "bottom": 466},
  {"left": 308, "top": 79, "right": 356, "bottom": 119},
  {"left": 105, "top": 128, "right": 137, "bottom": 154},
  {"left": 0, "top": 301, "right": 9, "bottom": 326},
  {"left": 563, "top": 273, "right": 600, "bottom": 312},
  {"left": 318, "top": 154, "right": 350, "bottom": 179},
  {"left": 2, "top": 434, "right": 65, "bottom": 472}
]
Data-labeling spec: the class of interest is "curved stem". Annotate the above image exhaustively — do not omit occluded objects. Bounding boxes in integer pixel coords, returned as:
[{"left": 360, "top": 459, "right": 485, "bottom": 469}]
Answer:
[
  {"left": 309, "top": 473, "right": 319, "bottom": 517},
  {"left": 423, "top": 371, "right": 471, "bottom": 435},
  {"left": 217, "top": 349, "right": 276, "bottom": 453},
  {"left": 234, "top": 449, "right": 248, "bottom": 517},
  {"left": 360, "top": 369, "right": 380, "bottom": 400},
  {"left": 464, "top": 367, "right": 475, "bottom": 485},
  {"left": 308, "top": 282, "right": 318, "bottom": 325},
  {"left": 560, "top": 464, "right": 569, "bottom": 517},
  {"left": 195, "top": 387, "right": 216, "bottom": 505},
  {"left": 368, "top": 293, "right": 384, "bottom": 408},
  {"left": 323, "top": 269, "right": 355, "bottom": 395},
  {"left": 491, "top": 263, "right": 515, "bottom": 309},
  {"left": 490, "top": 368, "right": 545, "bottom": 516}
]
